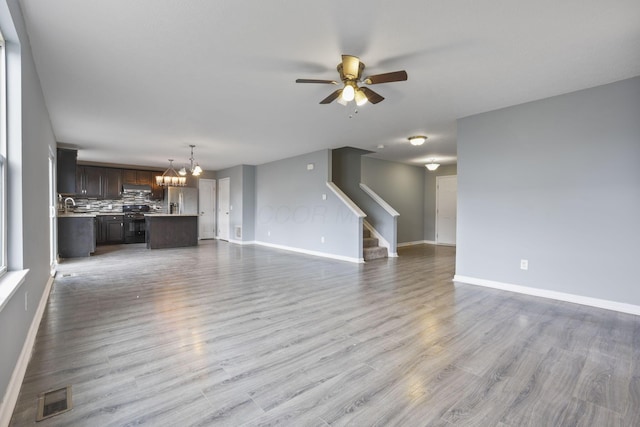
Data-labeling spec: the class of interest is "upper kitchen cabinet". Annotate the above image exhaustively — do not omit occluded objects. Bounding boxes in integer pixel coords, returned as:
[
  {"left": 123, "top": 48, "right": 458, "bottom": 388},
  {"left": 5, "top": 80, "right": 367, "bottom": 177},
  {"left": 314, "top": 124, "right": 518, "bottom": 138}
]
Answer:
[
  {"left": 75, "top": 166, "right": 122, "bottom": 198},
  {"left": 123, "top": 169, "right": 163, "bottom": 200},
  {"left": 76, "top": 165, "right": 104, "bottom": 197},
  {"left": 123, "top": 169, "right": 152, "bottom": 185},
  {"left": 57, "top": 148, "right": 77, "bottom": 195},
  {"left": 103, "top": 168, "right": 123, "bottom": 198}
]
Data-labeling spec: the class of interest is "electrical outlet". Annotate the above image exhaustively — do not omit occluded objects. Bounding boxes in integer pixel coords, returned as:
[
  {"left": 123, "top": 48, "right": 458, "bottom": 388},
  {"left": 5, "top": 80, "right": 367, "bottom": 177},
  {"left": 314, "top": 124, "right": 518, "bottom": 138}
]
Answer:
[
  {"left": 322, "top": 193, "right": 326, "bottom": 200},
  {"left": 321, "top": 236, "right": 325, "bottom": 243},
  {"left": 520, "top": 259, "right": 529, "bottom": 270},
  {"left": 267, "top": 230, "right": 271, "bottom": 237},
  {"left": 25, "top": 292, "right": 28, "bottom": 311}
]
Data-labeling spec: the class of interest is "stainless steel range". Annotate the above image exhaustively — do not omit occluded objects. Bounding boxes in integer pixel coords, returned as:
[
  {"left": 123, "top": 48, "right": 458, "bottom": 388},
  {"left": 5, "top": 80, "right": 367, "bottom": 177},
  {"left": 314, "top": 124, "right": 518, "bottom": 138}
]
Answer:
[{"left": 122, "top": 204, "right": 150, "bottom": 243}]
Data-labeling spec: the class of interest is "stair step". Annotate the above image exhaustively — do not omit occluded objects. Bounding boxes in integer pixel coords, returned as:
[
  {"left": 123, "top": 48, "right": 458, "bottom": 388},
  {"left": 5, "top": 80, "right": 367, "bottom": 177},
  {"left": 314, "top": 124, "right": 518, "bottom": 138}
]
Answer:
[
  {"left": 363, "top": 246, "right": 388, "bottom": 261},
  {"left": 363, "top": 237, "right": 379, "bottom": 248},
  {"left": 363, "top": 228, "right": 371, "bottom": 238}
]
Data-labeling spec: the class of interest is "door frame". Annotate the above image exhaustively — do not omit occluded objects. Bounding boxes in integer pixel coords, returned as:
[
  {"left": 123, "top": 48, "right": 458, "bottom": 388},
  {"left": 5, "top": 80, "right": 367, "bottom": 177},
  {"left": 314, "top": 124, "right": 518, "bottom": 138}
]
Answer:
[
  {"left": 217, "top": 177, "right": 230, "bottom": 241},
  {"left": 198, "top": 178, "right": 216, "bottom": 240},
  {"left": 436, "top": 174, "right": 457, "bottom": 246}
]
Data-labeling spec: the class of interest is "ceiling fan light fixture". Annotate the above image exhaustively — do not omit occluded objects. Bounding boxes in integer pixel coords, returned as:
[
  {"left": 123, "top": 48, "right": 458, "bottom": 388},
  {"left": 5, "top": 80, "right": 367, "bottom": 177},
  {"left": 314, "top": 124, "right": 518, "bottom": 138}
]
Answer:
[
  {"left": 425, "top": 159, "right": 440, "bottom": 171},
  {"left": 341, "top": 84, "right": 355, "bottom": 102},
  {"left": 408, "top": 135, "right": 427, "bottom": 146},
  {"left": 354, "top": 89, "right": 368, "bottom": 106}
]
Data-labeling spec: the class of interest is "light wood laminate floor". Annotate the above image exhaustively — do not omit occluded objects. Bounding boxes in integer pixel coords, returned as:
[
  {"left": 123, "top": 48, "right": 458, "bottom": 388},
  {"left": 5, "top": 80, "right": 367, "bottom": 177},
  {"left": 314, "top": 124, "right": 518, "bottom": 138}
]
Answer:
[{"left": 9, "top": 241, "right": 640, "bottom": 426}]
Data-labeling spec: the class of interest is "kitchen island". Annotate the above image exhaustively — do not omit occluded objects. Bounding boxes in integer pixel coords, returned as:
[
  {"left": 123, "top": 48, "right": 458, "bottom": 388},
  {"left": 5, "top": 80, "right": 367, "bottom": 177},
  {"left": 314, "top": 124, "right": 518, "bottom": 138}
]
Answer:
[
  {"left": 145, "top": 214, "right": 198, "bottom": 249},
  {"left": 58, "top": 214, "right": 97, "bottom": 257}
]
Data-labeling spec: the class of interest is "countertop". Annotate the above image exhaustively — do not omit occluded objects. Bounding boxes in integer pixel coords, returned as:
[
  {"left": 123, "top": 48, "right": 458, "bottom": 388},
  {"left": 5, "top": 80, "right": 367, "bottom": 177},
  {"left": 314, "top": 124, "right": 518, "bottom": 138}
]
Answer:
[
  {"left": 58, "top": 213, "right": 97, "bottom": 218},
  {"left": 144, "top": 214, "right": 198, "bottom": 217}
]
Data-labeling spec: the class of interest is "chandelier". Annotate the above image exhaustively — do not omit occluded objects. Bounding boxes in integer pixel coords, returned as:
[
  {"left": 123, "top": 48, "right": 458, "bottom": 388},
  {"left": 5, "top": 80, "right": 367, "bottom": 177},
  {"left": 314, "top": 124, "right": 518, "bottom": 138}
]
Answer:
[{"left": 155, "top": 159, "right": 186, "bottom": 187}]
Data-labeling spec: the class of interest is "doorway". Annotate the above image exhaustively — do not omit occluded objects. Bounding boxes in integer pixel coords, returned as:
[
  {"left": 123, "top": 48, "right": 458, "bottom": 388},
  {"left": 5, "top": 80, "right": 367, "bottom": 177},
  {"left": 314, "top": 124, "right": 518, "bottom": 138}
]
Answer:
[
  {"left": 436, "top": 175, "right": 457, "bottom": 245},
  {"left": 198, "top": 179, "right": 216, "bottom": 239},
  {"left": 217, "top": 177, "right": 230, "bottom": 241}
]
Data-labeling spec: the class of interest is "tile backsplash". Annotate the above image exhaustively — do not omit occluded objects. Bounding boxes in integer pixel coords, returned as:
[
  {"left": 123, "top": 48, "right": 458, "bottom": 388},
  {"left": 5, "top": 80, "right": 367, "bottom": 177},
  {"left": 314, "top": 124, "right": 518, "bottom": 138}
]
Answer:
[{"left": 60, "top": 194, "right": 166, "bottom": 214}]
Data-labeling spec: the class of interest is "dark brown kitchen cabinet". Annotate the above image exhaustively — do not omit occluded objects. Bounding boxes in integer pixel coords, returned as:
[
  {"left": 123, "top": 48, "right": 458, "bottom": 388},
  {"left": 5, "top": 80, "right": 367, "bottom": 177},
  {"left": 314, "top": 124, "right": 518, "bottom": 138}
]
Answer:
[
  {"left": 151, "top": 180, "right": 164, "bottom": 200},
  {"left": 103, "top": 168, "right": 123, "bottom": 198},
  {"left": 123, "top": 169, "right": 163, "bottom": 200},
  {"left": 123, "top": 169, "right": 153, "bottom": 185},
  {"left": 96, "top": 215, "right": 124, "bottom": 244},
  {"left": 76, "top": 166, "right": 104, "bottom": 197},
  {"left": 57, "top": 148, "right": 77, "bottom": 195}
]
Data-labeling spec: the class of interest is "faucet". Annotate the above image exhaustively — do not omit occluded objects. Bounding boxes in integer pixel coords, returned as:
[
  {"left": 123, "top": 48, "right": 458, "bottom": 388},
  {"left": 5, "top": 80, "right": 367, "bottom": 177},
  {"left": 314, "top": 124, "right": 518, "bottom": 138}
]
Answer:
[{"left": 64, "top": 197, "right": 76, "bottom": 214}]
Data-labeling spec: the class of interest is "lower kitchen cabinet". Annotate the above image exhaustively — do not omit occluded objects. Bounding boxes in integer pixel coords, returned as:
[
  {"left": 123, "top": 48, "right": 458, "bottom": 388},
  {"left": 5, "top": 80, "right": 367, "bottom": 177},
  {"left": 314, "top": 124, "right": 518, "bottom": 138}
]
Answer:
[{"left": 97, "top": 215, "right": 124, "bottom": 244}]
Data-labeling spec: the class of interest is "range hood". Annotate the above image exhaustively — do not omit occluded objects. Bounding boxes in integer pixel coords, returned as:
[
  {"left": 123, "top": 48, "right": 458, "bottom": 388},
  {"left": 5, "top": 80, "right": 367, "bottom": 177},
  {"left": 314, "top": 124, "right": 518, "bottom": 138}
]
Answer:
[{"left": 122, "top": 183, "right": 152, "bottom": 194}]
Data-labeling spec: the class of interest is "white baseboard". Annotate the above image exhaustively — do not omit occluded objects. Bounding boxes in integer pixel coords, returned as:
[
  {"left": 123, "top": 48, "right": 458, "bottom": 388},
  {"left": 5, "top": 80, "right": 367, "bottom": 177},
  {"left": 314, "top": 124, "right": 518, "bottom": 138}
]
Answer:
[
  {"left": 0, "top": 275, "right": 54, "bottom": 427},
  {"left": 254, "top": 241, "right": 364, "bottom": 264},
  {"left": 453, "top": 274, "right": 640, "bottom": 316},
  {"left": 397, "top": 240, "right": 436, "bottom": 247},
  {"left": 227, "top": 239, "right": 256, "bottom": 245}
]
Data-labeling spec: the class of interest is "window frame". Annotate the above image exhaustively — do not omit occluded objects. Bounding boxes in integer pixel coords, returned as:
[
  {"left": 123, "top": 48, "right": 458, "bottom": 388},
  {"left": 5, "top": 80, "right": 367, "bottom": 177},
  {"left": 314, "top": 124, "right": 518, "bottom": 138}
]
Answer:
[{"left": 0, "top": 32, "right": 7, "bottom": 277}]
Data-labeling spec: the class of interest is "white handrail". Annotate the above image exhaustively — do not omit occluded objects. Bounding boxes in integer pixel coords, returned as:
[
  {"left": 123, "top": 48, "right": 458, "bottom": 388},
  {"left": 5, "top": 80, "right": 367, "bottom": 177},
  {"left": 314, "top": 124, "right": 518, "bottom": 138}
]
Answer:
[
  {"left": 359, "top": 183, "right": 399, "bottom": 217},
  {"left": 326, "top": 182, "right": 366, "bottom": 218}
]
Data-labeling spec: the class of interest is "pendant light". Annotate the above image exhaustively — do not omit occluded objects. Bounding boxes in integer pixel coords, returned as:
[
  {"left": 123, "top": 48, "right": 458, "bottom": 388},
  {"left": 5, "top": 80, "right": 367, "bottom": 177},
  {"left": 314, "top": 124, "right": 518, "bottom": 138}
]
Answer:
[{"left": 187, "top": 144, "right": 202, "bottom": 176}]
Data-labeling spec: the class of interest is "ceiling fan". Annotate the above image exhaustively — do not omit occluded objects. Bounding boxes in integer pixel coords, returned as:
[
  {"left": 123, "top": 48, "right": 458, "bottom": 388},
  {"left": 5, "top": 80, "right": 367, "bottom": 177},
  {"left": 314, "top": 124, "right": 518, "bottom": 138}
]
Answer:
[{"left": 296, "top": 55, "right": 408, "bottom": 106}]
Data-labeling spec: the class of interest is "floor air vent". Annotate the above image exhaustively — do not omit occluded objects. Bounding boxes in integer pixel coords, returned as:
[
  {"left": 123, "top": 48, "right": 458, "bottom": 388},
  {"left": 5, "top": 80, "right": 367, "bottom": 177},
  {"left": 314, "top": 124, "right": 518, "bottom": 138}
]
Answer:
[{"left": 36, "top": 385, "right": 72, "bottom": 421}]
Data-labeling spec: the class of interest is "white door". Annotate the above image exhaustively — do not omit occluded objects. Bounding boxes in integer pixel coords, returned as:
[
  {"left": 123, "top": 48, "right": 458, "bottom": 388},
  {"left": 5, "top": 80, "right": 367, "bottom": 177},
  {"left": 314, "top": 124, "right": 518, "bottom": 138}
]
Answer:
[
  {"left": 436, "top": 175, "right": 457, "bottom": 245},
  {"left": 218, "top": 177, "right": 230, "bottom": 241},
  {"left": 198, "top": 179, "right": 216, "bottom": 239}
]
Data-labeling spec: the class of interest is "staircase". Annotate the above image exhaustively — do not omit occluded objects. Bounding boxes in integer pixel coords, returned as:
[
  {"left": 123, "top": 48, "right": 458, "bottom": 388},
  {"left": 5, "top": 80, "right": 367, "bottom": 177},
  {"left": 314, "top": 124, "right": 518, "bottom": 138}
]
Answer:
[{"left": 363, "top": 227, "right": 388, "bottom": 261}]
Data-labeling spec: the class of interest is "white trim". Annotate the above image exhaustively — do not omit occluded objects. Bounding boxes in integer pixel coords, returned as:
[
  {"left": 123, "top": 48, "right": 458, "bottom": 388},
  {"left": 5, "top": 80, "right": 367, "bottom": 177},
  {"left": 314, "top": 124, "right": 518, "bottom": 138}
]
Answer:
[
  {"left": 453, "top": 275, "right": 640, "bottom": 316},
  {"left": 0, "top": 269, "right": 28, "bottom": 311},
  {"left": 227, "top": 238, "right": 256, "bottom": 245},
  {"left": 0, "top": 275, "right": 54, "bottom": 426},
  {"left": 359, "top": 183, "right": 399, "bottom": 217},
  {"left": 326, "top": 182, "right": 366, "bottom": 218},
  {"left": 254, "top": 240, "right": 364, "bottom": 263},
  {"left": 397, "top": 240, "right": 437, "bottom": 247}
]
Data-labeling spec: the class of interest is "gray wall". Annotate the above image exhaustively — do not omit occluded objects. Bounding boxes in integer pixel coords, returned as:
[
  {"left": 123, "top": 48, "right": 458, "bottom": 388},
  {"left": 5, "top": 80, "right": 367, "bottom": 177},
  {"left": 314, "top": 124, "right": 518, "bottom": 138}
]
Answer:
[
  {"left": 332, "top": 147, "right": 396, "bottom": 250},
  {"left": 255, "top": 149, "right": 361, "bottom": 259},
  {"left": 242, "top": 165, "right": 256, "bottom": 241},
  {"left": 1, "top": 0, "right": 56, "bottom": 407},
  {"left": 423, "top": 164, "right": 457, "bottom": 242},
  {"left": 362, "top": 157, "right": 425, "bottom": 243},
  {"left": 456, "top": 76, "right": 640, "bottom": 305}
]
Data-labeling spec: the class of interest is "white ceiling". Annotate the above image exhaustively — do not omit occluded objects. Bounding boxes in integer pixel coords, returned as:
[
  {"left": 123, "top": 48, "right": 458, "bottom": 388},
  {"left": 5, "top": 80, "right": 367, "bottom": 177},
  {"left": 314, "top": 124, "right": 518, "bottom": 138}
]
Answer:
[{"left": 19, "top": 0, "right": 640, "bottom": 171}]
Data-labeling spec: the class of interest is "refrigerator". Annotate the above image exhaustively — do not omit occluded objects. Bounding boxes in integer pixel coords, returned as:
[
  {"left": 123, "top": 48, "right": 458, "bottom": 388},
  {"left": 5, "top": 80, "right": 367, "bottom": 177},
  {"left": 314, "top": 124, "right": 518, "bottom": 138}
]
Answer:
[{"left": 165, "top": 187, "right": 198, "bottom": 215}]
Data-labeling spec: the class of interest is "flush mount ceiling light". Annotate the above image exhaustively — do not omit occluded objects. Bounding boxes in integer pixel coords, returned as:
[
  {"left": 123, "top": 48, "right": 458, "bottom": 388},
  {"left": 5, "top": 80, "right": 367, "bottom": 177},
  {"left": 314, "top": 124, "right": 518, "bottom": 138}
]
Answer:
[
  {"left": 408, "top": 135, "right": 427, "bottom": 146},
  {"left": 425, "top": 159, "right": 440, "bottom": 171},
  {"left": 156, "top": 159, "right": 187, "bottom": 187}
]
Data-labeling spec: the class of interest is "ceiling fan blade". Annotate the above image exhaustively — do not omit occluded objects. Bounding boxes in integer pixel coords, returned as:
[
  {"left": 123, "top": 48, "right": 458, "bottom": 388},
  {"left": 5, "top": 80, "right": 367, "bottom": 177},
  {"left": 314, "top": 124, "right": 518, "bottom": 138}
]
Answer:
[
  {"left": 319, "top": 89, "right": 342, "bottom": 104},
  {"left": 364, "top": 70, "right": 408, "bottom": 85},
  {"left": 341, "top": 55, "right": 361, "bottom": 79},
  {"left": 360, "top": 87, "right": 384, "bottom": 104},
  {"left": 296, "top": 78, "right": 338, "bottom": 84}
]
